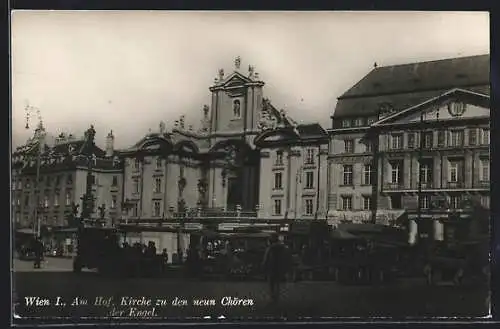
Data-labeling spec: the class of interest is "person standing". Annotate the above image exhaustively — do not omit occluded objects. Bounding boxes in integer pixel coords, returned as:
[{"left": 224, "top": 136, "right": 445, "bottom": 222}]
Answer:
[
  {"left": 33, "top": 237, "right": 44, "bottom": 269},
  {"left": 262, "top": 233, "right": 292, "bottom": 302}
]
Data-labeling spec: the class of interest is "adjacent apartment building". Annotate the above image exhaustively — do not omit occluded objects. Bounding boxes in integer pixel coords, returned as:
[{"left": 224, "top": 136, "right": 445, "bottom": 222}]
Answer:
[
  {"left": 12, "top": 125, "right": 123, "bottom": 232},
  {"left": 328, "top": 54, "right": 490, "bottom": 232}
]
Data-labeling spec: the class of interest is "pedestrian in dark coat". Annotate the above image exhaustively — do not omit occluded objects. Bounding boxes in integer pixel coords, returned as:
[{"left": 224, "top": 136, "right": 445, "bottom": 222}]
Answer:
[
  {"left": 262, "top": 234, "right": 292, "bottom": 302},
  {"left": 33, "top": 237, "right": 44, "bottom": 269}
]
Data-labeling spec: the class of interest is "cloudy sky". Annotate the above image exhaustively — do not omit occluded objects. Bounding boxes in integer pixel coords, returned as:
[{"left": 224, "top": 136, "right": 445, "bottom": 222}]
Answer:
[{"left": 11, "top": 11, "right": 489, "bottom": 149}]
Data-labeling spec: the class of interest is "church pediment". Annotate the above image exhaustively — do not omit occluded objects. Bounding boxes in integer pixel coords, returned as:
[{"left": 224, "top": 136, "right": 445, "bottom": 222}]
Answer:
[
  {"left": 254, "top": 129, "right": 299, "bottom": 147},
  {"left": 222, "top": 72, "right": 252, "bottom": 88},
  {"left": 374, "top": 88, "right": 490, "bottom": 126}
]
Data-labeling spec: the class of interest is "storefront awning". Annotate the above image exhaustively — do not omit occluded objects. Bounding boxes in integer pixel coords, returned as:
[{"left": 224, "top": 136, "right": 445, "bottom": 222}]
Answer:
[{"left": 327, "top": 210, "right": 406, "bottom": 226}]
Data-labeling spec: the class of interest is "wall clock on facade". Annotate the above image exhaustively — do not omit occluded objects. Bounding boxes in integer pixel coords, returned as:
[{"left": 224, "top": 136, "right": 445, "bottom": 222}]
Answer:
[{"left": 448, "top": 102, "right": 466, "bottom": 117}]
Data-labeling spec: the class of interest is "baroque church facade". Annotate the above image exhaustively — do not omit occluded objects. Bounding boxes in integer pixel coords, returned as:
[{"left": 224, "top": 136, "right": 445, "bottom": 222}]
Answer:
[{"left": 120, "top": 57, "right": 322, "bottom": 221}]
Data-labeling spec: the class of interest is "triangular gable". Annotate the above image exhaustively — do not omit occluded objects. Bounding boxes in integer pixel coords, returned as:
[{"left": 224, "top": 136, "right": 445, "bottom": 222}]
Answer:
[
  {"left": 373, "top": 88, "right": 490, "bottom": 126},
  {"left": 221, "top": 71, "right": 252, "bottom": 88}
]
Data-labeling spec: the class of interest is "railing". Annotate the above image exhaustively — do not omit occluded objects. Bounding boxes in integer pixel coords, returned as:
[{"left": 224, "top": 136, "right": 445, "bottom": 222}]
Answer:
[
  {"left": 383, "top": 182, "right": 405, "bottom": 190},
  {"left": 446, "top": 182, "right": 465, "bottom": 189}
]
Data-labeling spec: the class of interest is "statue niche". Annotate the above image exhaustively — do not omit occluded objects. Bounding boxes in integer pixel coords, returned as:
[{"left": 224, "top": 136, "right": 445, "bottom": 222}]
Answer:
[{"left": 233, "top": 99, "right": 241, "bottom": 118}]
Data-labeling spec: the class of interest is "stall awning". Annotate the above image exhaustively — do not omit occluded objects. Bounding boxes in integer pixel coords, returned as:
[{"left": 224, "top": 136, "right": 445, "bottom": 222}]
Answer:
[{"left": 16, "top": 228, "right": 35, "bottom": 235}]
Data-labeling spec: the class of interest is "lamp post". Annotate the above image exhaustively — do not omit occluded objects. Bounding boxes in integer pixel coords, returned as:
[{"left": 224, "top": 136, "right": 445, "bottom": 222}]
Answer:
[{"left": 24, "top": 104, "right": 45, "bottom": 238}]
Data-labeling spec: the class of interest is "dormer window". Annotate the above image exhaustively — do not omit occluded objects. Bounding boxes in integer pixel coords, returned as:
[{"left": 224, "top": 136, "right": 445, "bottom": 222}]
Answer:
[
  {"left": 341, "top": 120, "right": 351, "bottom": 128},
  {"left": 233, "top": 99, "right": 241, "bottom": 118}
]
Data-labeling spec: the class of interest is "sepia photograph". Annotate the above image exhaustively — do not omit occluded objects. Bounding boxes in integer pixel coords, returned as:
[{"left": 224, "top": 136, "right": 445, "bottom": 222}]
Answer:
[{"left": 10, "top": 11, "right": 491, "bottom": 323}]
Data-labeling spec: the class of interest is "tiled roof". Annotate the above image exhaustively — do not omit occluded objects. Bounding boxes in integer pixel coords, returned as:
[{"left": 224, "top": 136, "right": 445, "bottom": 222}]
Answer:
[
  {"left": 296, "top": 123, "right": 328, "bottom": 139},
  {"left": 334, "top": 54, "right": 490, "bottom": 118}
]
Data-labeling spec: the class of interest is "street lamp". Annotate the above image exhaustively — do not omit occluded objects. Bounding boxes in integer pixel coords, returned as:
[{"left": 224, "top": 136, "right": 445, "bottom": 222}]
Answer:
[{"left": 25, "top": 104, "right": 45, "bottom": 238}]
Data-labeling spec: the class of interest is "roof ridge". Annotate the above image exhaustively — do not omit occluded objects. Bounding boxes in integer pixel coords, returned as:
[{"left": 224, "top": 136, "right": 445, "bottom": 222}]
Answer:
[{"left": 375, "top": 53, "right": 489, "bottom": 70}]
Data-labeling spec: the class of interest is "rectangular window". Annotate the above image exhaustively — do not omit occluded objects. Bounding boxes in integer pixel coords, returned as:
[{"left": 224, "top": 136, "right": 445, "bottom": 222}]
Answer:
[
  {"left": 111, "top": 195, "right": 117, "bottom": 209},
  {"left": 449, "top": 130, "right": 464, "bottom": 147},
  {"left": 305, "top": 199, "right": 314, "bottom": 215},
  {"left": 132, "top": 204, "right": 138, "bottom": 217},
  {"left": 273, "top": 199, "right": 282, "bottom": 215},
  {"left": 423, "top": 132, "right": 433, "bottom": 149},
  {"left": 390, "top": 134, "right": 402, "bottom": 150},
  {"left": 407, "top": 133, "right": 416, "bottom": 149},
  {"left": 363, "top": 164, "right": 372, "bottom": 185},
  {"left": 154, "top": 177, "right": 162, "bottom": 193},
  {"left": 305, "top": 149, "right": 315, "bottom": 164},
  {"left": 341, "top": 196, "right": 352, "bottom": 211},
  {"left": 365, "top": 141, "right": 373, "bottom": 153},
  {"left": 25, "top": 179, "right": 31, "bottom": 188},
  {"left": 437, "top": 130, "right": 446, "bottom": 147},
  {"left": 46, "top": 176, "right": 51, "bottom": 187},
  {"left": 134, "top": 159, "right": 141, "bottom": 170},
  {"left": 341, "top": 119, "right": 351, "bottom": 128},
  {"left": 419, "top": 160, "right": 433, "bottom": 184},
  {"left": 469, "top": 129, "right": 477, "bottom": 145},
  {"left": 449, "top": 161, "right": 458, "bottom": 183},
  {"left": 112, "top": 176, "right": 118, "bottom": 186},
  {"left": 449, "top": 196, "right": 460, "bottom": 209},
  {"left": 344, "top": 140, "right": 354, "bottom": 153},
  {"left": 390, "top": 195, "right": 402, "bottom": 209},
  {"left": 24, "top": 195, "right": 29, "bottom": 207},
  {"left": 367, "top": 117, "right": 375, "bottom": 125},
  {"left": 133, "top": 178, "right": 140, "bottom": 193},
  {"left": 448, "top": 160, "right": 464, "bottom": 183},
  {"left": 55, "top": 175, "right": 61, "bottom": 186},
  {"left": 420, "top": 195, "right": 430, "bottom": 209},
  {"left": 66, "top": 174, "right": 73, "bottom": 185},
  {"left": 54, "top": 193, "right": 59, "bottom": 206},
  {"left": 17, "top": 180, "right": 23, "bottom": 190},
  {"left": 274, "top": 172, "right": 283, "bottom": 189},
  {"left": 363, "top": 196, "right": 371, "bottom": 210},
  {"left": 481, "top": 128, "right": 490, "bottom": 145},
  {"left": 65, "top": 192, "right": 71, "bottom": 206},
  {"left": 44, "top": 195, "right": 49, "bottom": 208},
  {"left": 155, "top": 157, "right": 162, "bottom": 169},
  {"left": 153, "top": 201, "right": 161, "bottom": 217},
  {"left": 275, "top": 150, "right": 284, "bottom": 166},
  {"left": 305, "top": 171, "right": 314, "bottom": 189},
  {"left": 390, "top": 161, "right": 402, "bottom": 184},
  {"left": 480, "top": 159, "right": 490, "bottom": 181},
  {"left": 343, "top": 165, "right": 353, "bottom": 185}
]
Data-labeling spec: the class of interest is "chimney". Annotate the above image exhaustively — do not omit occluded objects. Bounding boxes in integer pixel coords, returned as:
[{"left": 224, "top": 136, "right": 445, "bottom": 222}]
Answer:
[{"left": 105, "top": 130, "right": 114, "bottom": 157}]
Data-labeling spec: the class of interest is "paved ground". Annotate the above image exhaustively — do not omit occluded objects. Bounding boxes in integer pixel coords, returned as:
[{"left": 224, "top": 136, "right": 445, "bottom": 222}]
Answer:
[
  {"left": 12, "top": 258, "right": 490, "bottom": 322},
  {"left": 13, "top": 257, "right": 76, "bottom": 272}
]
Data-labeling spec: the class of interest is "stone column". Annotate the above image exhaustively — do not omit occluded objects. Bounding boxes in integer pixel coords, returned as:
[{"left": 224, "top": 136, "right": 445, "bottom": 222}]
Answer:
[
  {"left": 464, "top": 150, "right": 473, "bottom": 189},
  {"left": 433, "top": 155, "right": 441, "bottom": 189},
  {"left": 404, "top": 153, "right": 411, "bottom": 189}
]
